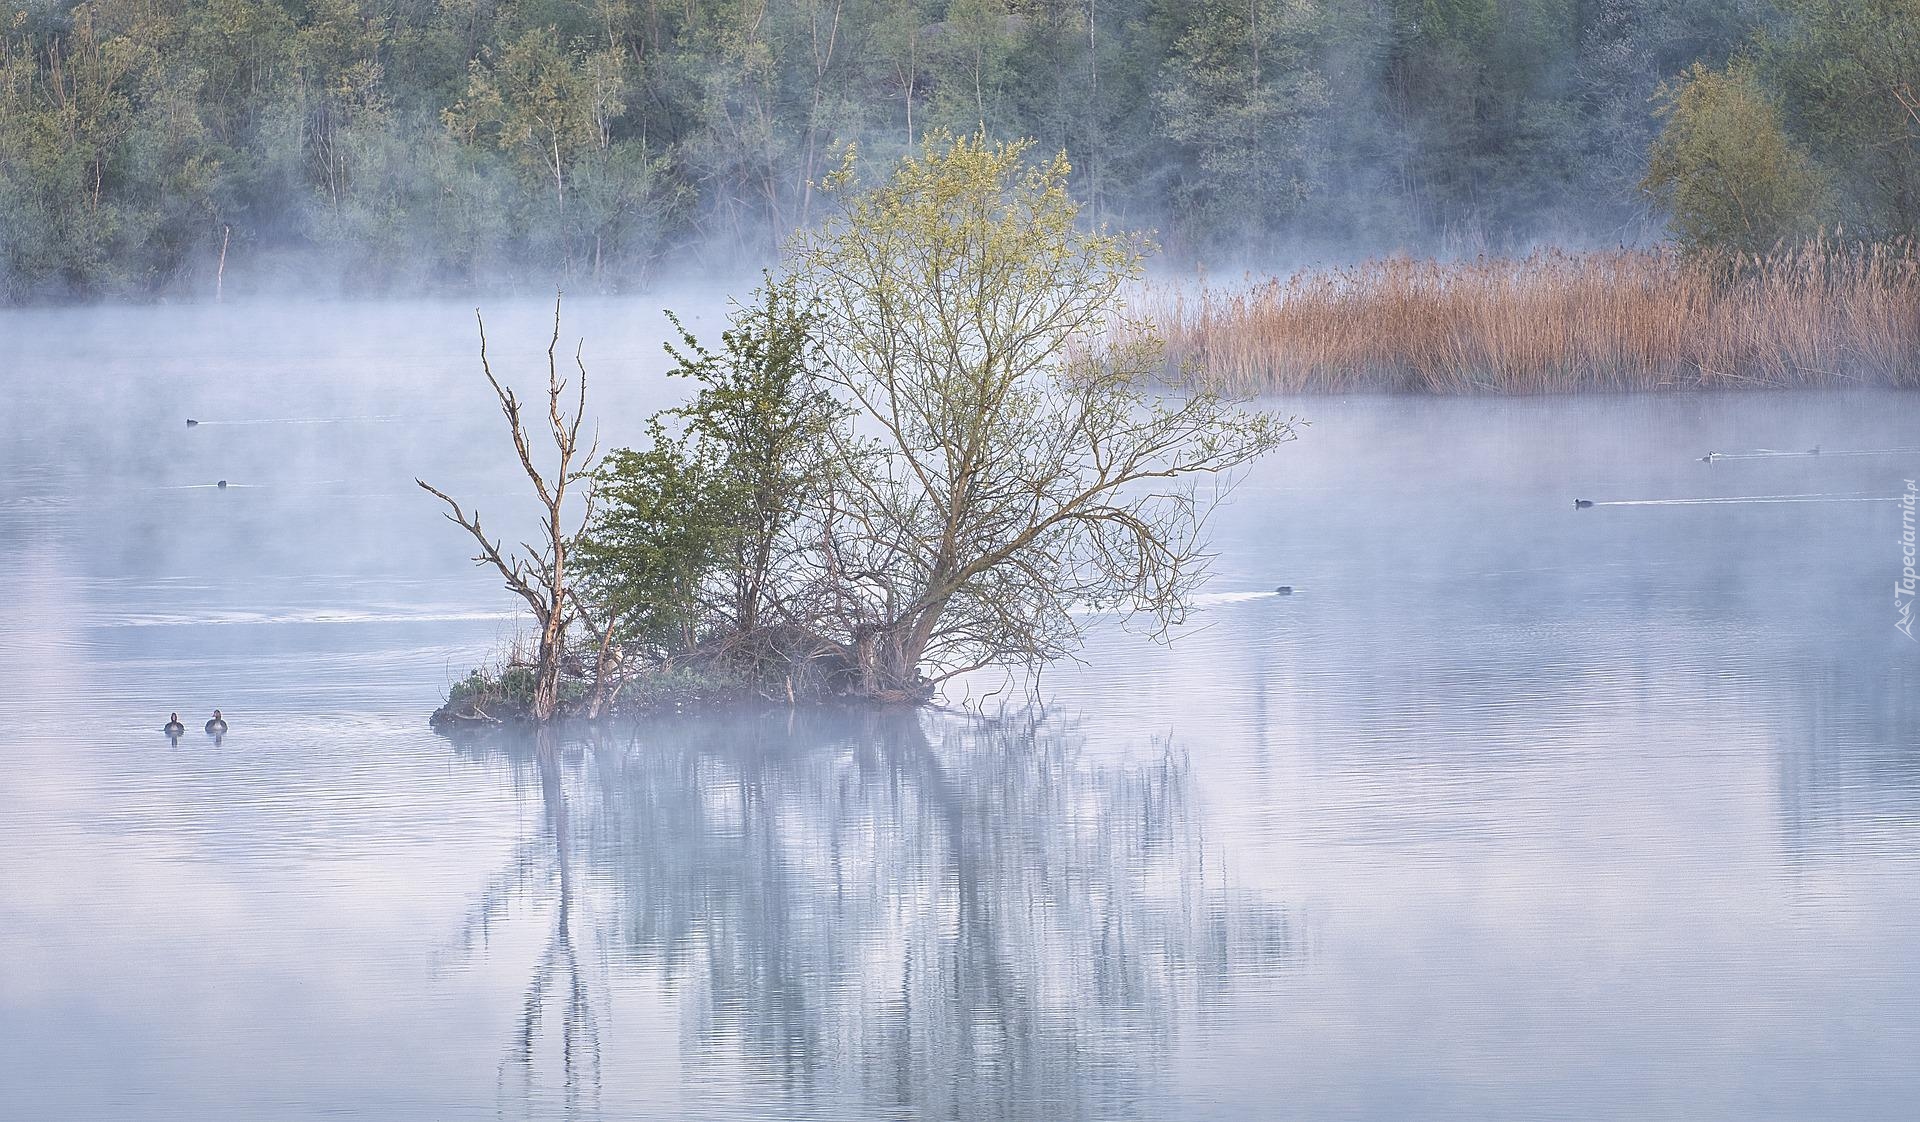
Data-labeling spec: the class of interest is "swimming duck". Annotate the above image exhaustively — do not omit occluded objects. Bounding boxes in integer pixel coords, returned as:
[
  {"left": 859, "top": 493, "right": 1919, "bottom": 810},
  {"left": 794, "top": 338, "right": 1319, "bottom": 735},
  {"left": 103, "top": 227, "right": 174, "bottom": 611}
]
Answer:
[
  {"left": 1574, "top": 499, "right": 1594, "bottom": 509},
  {"left": 186, "top": 418, "right": 200, "bottom": 427},
  {"left": 163, "top": 713, "right": 186, "bottom": 736},
  {"left": 205, "top": 710, "right": 228, "bottom": 735},
  {"left": 216, "top": 480, "right": 228, "bottom": 489},
  {"left": 1274, "top": 586, "right": 1294, "bottom": 595}
]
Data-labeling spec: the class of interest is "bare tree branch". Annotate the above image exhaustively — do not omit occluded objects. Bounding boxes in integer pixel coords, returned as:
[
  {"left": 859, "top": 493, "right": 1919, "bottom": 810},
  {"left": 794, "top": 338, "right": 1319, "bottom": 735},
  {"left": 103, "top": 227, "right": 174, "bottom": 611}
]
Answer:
[{"left": 420, "top": 296, "right": 600, "bottom": 722}]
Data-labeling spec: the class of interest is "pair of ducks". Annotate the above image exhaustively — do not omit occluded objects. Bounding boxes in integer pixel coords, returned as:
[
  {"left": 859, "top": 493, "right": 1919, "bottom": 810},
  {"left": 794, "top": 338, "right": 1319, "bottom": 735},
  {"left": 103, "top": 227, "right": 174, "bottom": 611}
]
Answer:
[{"left": 164, "top": 710, "right": 227, "bottom": 736}]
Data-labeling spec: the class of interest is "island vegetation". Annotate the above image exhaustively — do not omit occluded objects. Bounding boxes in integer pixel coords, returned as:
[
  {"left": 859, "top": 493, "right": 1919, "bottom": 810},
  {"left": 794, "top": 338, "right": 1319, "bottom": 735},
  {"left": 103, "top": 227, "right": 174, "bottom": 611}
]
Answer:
[{"left": 425, "top": 134, "right": 1292, "bottom": 726}]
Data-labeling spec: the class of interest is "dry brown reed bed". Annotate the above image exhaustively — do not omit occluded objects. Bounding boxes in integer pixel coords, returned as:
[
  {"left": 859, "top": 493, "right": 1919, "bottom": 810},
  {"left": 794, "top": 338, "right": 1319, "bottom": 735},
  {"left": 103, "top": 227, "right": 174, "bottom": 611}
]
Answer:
[{"left": 1135, "top": 242, "right": 1920, "bottom": 394}]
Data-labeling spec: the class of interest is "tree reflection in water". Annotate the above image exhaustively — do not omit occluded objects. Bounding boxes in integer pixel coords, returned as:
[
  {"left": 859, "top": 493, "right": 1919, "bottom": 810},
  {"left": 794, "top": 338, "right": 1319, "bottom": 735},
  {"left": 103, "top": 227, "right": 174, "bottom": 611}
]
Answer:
[{"left": 460, "top": 709, "right": 1301, "bottom": 1120}]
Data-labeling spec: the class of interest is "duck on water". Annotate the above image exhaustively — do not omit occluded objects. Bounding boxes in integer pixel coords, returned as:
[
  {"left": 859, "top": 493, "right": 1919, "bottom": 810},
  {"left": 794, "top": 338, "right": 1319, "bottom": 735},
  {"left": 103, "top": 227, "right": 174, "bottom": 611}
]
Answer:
[
  {"left": 163, "top": 713, "right": 186, "bottom": 736},
  {"left": 204, "top": 710, "right": 228, "bottom": 735}
]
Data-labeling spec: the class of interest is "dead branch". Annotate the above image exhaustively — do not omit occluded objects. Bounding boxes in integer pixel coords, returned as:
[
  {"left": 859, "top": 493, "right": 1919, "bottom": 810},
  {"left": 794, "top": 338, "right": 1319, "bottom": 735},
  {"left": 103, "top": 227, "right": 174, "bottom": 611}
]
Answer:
[{"left": 418, "top": 296, "right": 600, "bottom": 722}]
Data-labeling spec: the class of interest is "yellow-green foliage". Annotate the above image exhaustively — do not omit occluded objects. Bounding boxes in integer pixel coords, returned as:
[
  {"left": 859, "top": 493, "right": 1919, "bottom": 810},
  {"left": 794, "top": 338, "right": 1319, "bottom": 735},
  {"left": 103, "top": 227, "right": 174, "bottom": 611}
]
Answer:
[
  {"left": 1766, "top": 0, "right": 1920, "bottom": 239},
  {"left": 786, "top": 133, "right": 1291, "bottom": 696},
  {"left": 443, "top": 28, "right": 627, "bottom": 204},
  {"left": 1643, "top": 61, "right": 1827, "bottom": 254},
  {"left": 796, "top": 132, "right": 1143, "bottom": 391}
]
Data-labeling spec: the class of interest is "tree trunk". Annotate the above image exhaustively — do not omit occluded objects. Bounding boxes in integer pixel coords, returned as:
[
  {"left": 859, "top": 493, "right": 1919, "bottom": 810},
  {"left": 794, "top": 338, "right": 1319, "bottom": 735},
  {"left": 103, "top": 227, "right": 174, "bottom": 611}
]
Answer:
[
  {"left": 855, "top": 602, "right": 942, "bottom": 700},
  {"left": 856, "top": 633, "right": 918, "bottom": 700},
  {"left": 533, "top": 631, "right": 562, "bottom": 722}
]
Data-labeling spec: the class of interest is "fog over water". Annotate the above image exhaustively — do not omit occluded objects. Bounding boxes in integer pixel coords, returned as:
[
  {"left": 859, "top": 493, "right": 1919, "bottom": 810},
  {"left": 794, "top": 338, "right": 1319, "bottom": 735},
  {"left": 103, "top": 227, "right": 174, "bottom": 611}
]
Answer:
[{"left": 2, "top": 298, "right": 1917, "bottom": 1120}]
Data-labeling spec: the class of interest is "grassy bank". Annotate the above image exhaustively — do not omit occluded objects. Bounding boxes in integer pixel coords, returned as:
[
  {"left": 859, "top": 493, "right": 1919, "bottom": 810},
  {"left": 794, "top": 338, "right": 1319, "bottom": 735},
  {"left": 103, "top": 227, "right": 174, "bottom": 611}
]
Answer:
[{"left": 1141, "top": 242, "right": 1920, "bottom": 393}]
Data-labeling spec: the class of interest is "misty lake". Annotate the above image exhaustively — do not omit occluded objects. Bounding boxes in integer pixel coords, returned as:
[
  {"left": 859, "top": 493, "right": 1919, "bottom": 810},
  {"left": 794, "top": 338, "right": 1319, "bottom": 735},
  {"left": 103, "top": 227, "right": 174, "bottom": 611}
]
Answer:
[{"left": 3, "top": 298, "right": 1917, "bottom": 1121}]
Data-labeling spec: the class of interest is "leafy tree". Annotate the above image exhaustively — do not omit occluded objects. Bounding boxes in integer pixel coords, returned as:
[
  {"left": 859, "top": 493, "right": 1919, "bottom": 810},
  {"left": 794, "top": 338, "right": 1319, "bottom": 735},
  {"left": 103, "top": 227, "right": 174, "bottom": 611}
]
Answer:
[
  {"left": 921, "top": 0, "right": 1017, "bottom": 136},
  {"left": 0, "top": 4, "right": 147, "bottom": 296},
  {"left": 580, "top": 277, "right": 838, "bottom": 663},
  {"left": 1766, "top": 0, "right": 1920, "bottom": 239},
  {"left": 565, "top": 140, "right": 689, "bottom": 287},
  {"left": 1566, "top": 0, "right": 1776, "bottom": 239},
  {"left": 1157, "top": 0, "right": 1329, "bottom": 248},
  {"left": 1643, "top": 60, "right": 1827, "bottom": 253},
  {"left": 788, "top": 133, "right": 1293, "bottom": 698},
  {"left": 575, "top": 427, "right": 726, "bottom": 656},
  {"left": 444, "top": 27, "right": 627, "bottom": 217},
  {"left": 660, "top": 277, "right": 839, "bottom": 638}
]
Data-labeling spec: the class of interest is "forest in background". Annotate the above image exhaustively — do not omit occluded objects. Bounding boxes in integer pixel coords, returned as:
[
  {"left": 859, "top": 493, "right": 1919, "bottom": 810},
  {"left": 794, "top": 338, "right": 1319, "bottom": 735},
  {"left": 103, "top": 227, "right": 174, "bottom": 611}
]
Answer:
[{"left": 2, "top": 0, "right": 1915, "bottom": 301}]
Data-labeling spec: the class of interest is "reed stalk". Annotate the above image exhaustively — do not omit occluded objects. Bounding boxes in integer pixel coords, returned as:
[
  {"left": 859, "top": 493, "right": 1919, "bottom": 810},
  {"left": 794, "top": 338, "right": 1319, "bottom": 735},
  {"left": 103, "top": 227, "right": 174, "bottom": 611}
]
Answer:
[{"left": 1134, "top": 240, "right": 1920, "bottom": 393}]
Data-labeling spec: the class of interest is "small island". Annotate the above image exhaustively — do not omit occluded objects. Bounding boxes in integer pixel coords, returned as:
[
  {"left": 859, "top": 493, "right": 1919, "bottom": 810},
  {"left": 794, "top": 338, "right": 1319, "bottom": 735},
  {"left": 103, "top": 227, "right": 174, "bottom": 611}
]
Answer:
[{"left": 423, "top": 134, "right": 1293, "bottom": 727}]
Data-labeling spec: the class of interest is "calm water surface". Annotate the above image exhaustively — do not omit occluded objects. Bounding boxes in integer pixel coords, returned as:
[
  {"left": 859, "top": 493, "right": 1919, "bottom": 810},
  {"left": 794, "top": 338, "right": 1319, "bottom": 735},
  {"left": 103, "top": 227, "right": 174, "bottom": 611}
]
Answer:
[{"left": 2, "top": 300, "right": 1917, "bottom": 1120}]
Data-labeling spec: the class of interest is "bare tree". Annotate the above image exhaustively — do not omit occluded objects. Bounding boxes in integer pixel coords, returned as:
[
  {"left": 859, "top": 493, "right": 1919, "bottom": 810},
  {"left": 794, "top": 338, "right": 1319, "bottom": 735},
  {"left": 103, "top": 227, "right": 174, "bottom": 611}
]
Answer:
[{"left": 420, "top": 298, "right": 600, "bottom": 722}]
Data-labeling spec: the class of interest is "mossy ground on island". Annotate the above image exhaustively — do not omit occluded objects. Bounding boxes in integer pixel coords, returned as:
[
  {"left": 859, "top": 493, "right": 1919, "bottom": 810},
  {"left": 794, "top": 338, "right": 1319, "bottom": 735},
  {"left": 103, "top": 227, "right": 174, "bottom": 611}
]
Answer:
[{"left": 431, "top": 662, "right": 765, "bottom": 731}]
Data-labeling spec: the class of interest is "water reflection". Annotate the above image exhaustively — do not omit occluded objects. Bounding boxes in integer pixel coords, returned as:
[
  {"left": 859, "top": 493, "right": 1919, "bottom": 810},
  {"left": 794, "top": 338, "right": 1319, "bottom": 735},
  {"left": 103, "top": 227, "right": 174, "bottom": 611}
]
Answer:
[
  {"left": 1775, "top": 663, "right": 1920, "bottom": 864},
  {"left": 458, "top": 710, "right": 1300, "bottom": 1120},
  {"left": 499, "top": 730, "right": 602, "bottom": 1117}
]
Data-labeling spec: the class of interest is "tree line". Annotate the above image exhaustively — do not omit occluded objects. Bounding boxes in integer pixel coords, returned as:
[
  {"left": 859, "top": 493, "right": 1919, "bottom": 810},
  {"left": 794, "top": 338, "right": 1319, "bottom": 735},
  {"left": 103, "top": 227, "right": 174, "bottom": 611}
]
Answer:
[{"left": 3, "top": 0, "right": 1913, "bottom": 302}]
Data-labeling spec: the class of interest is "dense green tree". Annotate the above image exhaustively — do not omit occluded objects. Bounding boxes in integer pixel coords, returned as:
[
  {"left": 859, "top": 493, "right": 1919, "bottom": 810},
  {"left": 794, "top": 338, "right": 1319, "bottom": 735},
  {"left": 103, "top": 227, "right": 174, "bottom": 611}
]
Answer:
[
  {"left": 580, "top": 277, "right": 837, "bottom": 657},
  {"left": 1766, "top": 0, "right": 1920, "bottom": 239},
  {"left": 576, "top": 432, "right": 727, "bottom": 653},
  {"left": 1156, "top": 0, "right": 1328, "bottom": 248},
  {"left": 445, "top": 27, "right": 627, "bottom": 213},
  {"left": 1642, "top": 60, "right": 1826, "bottom": 253},
  {"left": 0, "top": 4, "right": 148, "bottom": 294}
]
